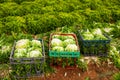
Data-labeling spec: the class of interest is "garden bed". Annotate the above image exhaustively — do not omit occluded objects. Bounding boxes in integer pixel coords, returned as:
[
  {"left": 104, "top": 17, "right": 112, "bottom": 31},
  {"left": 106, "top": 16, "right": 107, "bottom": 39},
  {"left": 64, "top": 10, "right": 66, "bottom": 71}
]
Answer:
[
  {"left": 46, "top": 61, "right": 119, "bottom": 80},
  {"left": 0, "top": 56, "right": 120, "bottom": 80},
  {"left": 29, "top": 60, "right": 119, "bottom": 80}
]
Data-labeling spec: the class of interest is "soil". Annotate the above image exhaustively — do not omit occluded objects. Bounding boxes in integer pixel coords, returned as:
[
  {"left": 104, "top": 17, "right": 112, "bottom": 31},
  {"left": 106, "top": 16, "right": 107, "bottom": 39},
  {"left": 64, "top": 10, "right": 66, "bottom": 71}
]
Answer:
[
  {"left": 1, "top": 59, "right": 119, "bottom": 80},
  {"left": 30, "top": 61, "right": 119, "bottom": 80}
]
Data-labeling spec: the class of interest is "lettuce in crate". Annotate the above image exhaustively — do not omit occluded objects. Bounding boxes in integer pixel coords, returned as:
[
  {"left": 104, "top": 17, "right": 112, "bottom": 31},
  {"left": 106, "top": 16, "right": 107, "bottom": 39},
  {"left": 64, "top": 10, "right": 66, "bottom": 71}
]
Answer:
[
  {"left": 82, "top": 28, "right": 107, "bottom": 40},
  {"left": 15, "top": 39, "right": 30, "bottom": 49},
  {"left": 31, "top": 40, "right": 41, "bottom": 48},
  {"left": 14, "top": 39, "right": 43, "bottom": 58},
  {"left": 14, "top": 48, "right": 27, "bottom": 58},
  {"left": 63, "top": 39, "right": 75, "bottom": 47},
  {"left": 92, "top": 28, "right": 107, "bottom": 40},
  {"left": 51, "top": 34, "right": 78, "bottom": 52},
  {"left": 51, "top": 38, "right": 63, "bottom": 47},
  {"left": 27, "top": 50, "right": 42, "bottom": 58},
  {"left": 65, "top": 44, "right": 78, "bottom": 52},
  {"left": 52, "top": 46, "right": 64, "bottom": 51},
  {"left": 82, "top": 29, "right": 94, "bottom": 40},
  {"left": 12, "top": 39, "right": 44, "bottom": 77}
]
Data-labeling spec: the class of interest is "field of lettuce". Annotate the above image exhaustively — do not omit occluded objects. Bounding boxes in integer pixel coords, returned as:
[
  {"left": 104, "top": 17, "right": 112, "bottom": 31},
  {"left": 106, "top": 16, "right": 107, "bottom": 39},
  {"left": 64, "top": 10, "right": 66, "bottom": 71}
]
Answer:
[{"left": 0, "top": 0, "right": 120, "bottom": 80}]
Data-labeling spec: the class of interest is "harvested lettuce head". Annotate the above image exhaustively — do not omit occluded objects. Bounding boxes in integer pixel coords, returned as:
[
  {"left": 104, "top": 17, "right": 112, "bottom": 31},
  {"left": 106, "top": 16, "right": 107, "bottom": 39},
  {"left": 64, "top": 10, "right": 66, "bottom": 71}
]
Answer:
[
  {"left": 65, "top": 44, "right": 78, "bottom": 52},
  {"left": 103, "top": 28, "right": 113, "bottom": 33},
  {"left": 14, "top": 39, "right": 43, "bottom": 58},
  {"left": 31, "top": 40, "right": 41, "bottom": 47},
  {"left": 92, "top": 28, "right": 107, "bottom": 40},
  {"left": 28, "top": 50, "right": 42, "bottom": 58},
  {"left": 52, "top": 46, "right": 64, "bottom": 51},
  {"left": 92, "top": 28, "right": 102, "bottom": 35},
  {"left": 14, "top": 52, "right": 23, "bottom": 58},
  {"left": 16, "top": 39, "right": 30, "bottom": 49},
  {"left": 94, "top": 34, "right": 107, "bottom": 40},
  {"left": 51, "top": 38, "right": 63, "bottom": 47},
  {"left": 82, "top": 29, "right": 94, "bottom": 40},
  {"left": 63, "top": 39, "right": 75, "bottom": 47},
  {"left": 14, "top": 48, "right": 27, "bottom": 58},
  {"left": 1, "top": 45, "right": 11, "bottom": 53},
  {"left": 28, "top": 47, "right": 42, "bottom": 53}
]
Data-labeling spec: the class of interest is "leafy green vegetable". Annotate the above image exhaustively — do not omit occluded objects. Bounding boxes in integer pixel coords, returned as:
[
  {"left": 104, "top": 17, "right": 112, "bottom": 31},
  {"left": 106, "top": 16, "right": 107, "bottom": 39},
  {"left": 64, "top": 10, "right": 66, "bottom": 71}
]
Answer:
[
  {"left": 92, "top": 28, "right": 102, "bottom": 35},
  {"left": 82, "top": 29, "right": 94, "bottom": 40},
  {"left": 15, "top": 39, "right": 30, "bottom": 49},
  {"left": 113, "top": 72, "right": 120, "bottom": 80},
  {"left": 11, "top": 39, "right": 44, "bottom": 78},
  {"left": 65, "top": 44, "right": 78, "bottom": 52},
  {"left": 52, "top": 35, "right": 60, "bottom": 39},
  {"left": 109, "top": 46, "right": 120, "bottom": 69},
  {"left": 51, "top": 38, "right": 63, "bottom": 47},
  {"left": 92, "top": 28, "right": 107, "bottom": 40},
  {"left": 103, "top": 27, "right": 113, "bottom": 33},
  {"left": 57, "top": 35, "right": 75, "bottom": 41},
  {"left": 14, "top": 48, "right": 27, "bottom": 58},
  {"left": 0, "top": 45, "right": 11, "bottom": 63},
  {"left": 14, "top": 39, "right": 43, "bottom": 58},
  {"left": 52, "top": 46, "right": 64, "bottom": 51},
  {"left": 31, "top": 39, "right": 41, "bottom": 48},
  {"left": 1, "top": 45, "right": 11, "bottom": 53},
  {"left": 51, "top": 34, "right": 78, "bottom": 52},
  {"left": 28, "top": 50, "right": 42, "bottom": 58},
  {"left": 67, "top": 36, "right": 75, "bottom": 40},
  {"left": 63, "top": 39, "right": 75, "bottom": 47},
  {"left": 82, "top": 28, "right": 107, "bottom": 40}
]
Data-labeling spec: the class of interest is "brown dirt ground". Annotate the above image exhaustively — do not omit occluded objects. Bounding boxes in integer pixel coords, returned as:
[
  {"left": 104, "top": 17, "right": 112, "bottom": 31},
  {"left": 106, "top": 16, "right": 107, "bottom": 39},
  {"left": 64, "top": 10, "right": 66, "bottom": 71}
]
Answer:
[{"left": 30, "top": 61, "right": 119, "bottom": 80}]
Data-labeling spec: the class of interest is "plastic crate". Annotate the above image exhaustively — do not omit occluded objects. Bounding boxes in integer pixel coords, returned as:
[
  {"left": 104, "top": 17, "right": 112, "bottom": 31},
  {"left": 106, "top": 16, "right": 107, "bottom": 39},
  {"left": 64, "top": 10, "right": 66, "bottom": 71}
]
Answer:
[
  {"left": 49, "top": 33, "right": 80, "bottom": 57},
  {"left": 10, "top": 39, "right": 45, "bottom": 79},
  {"left": 77, "top": 30, "right": 111, "bottom": 57}
]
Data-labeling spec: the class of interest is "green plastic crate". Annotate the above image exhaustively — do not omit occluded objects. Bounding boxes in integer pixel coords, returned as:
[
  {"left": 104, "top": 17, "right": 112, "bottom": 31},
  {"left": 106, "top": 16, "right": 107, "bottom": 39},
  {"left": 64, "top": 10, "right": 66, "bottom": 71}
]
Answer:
[{"left": 49, "top": 33, "right": 80, "bottom": 58}]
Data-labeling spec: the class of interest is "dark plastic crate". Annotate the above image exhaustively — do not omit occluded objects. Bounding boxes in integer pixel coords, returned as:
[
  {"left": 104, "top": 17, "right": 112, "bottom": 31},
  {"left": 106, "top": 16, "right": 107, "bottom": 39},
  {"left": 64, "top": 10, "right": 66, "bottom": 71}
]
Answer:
[
  {"left": 77, "top": 30, "right": 111, "bottom": 57},
  {"left": 49, "top": 33, "right": 80, "bottom": 57},
  {"left": 10, "top": 39, "right": 45, "bottom": 79}
]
